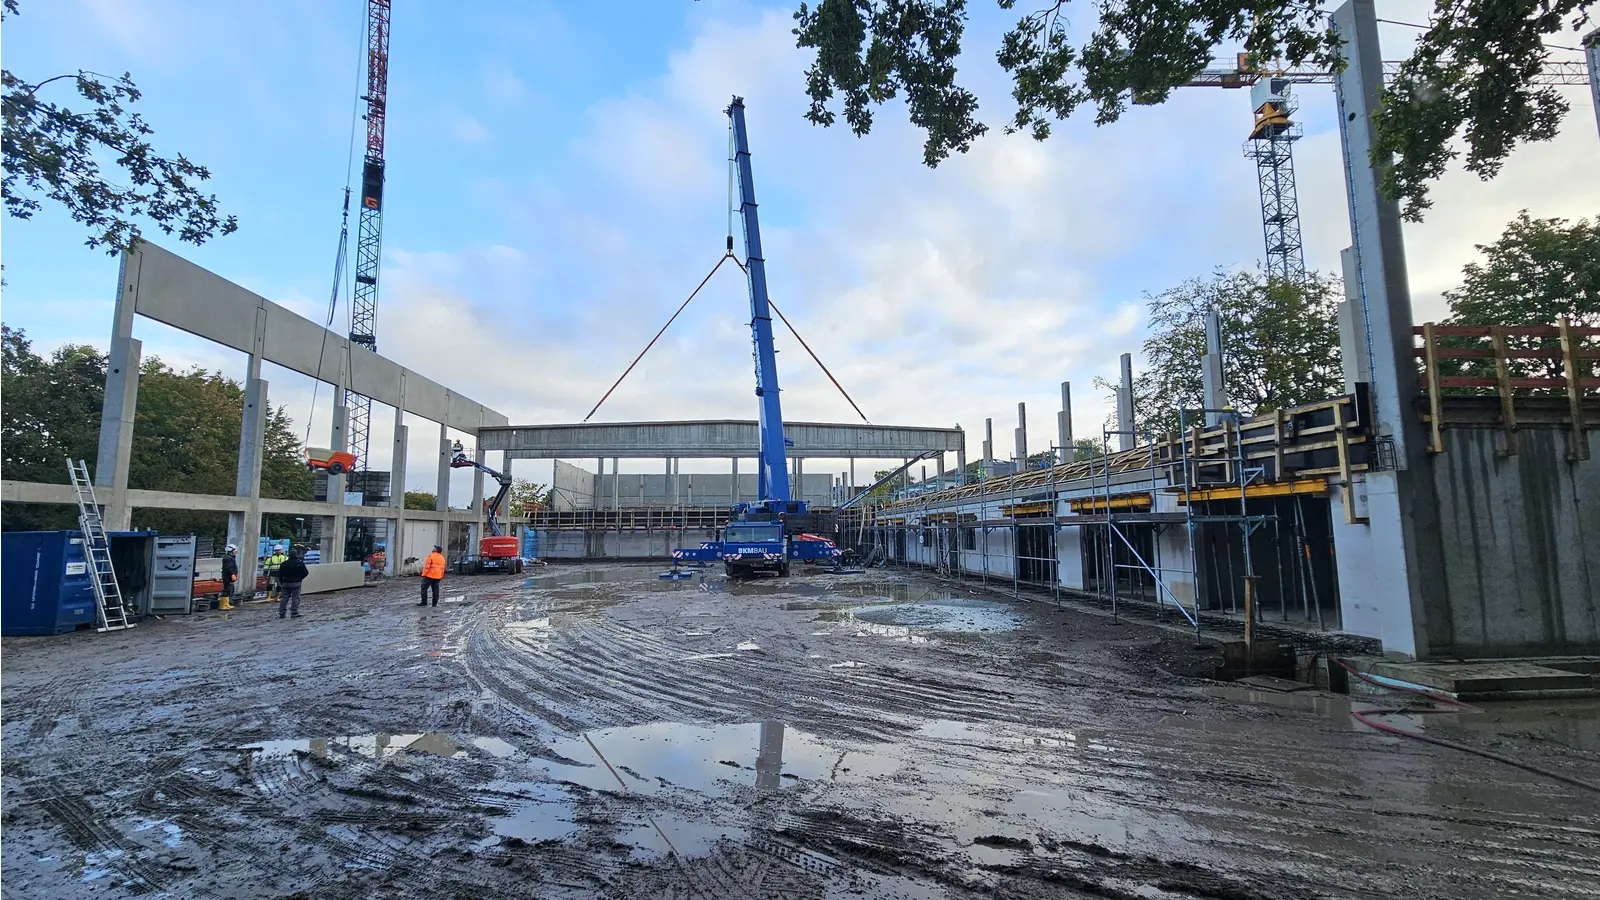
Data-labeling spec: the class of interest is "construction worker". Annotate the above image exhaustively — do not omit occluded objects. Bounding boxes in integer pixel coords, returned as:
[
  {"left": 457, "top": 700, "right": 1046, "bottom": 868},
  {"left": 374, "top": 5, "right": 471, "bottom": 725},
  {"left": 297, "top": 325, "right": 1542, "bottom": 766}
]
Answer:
[
  {"left": 276, "top": 548, "right": 309, "bottom": 619},
  {"left": 419, "top": 545, "right": 447, "bottom": 607},
  {"left": 264, "top": 545, "right": 288, "bottom": 601},
  {"left": 219, "top": 545, "right": 238, "bottom": 610}
]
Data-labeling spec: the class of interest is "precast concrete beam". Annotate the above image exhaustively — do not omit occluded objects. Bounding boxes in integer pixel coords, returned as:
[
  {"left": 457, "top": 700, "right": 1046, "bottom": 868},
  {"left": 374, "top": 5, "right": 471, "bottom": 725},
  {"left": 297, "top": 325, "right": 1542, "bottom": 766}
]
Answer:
[{"left": 482, "top": 420, "right": 963, "bottom": 460}]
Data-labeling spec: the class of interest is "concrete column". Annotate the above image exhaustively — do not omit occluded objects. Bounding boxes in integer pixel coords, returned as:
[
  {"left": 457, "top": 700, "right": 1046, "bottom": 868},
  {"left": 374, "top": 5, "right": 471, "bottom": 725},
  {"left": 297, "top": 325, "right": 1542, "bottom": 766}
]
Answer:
[
  {"left": 95, "top": 253, "right": 141, "bottom": 530},
  {"left": 982, "top": 418, "right": 994, "bottom": 461},
  {"left": 470, "top": 444, "right": 487, "bottom": 548},
  {"left": 1331, "top": 0, "right": 1446, "bottom": 658},
  {"left": 848, "top": 458, "right": 855, "bottom": 491},
  {"left": 1014, "top": 402, "right": 1027, "bottom": 463},
  {"left": 795, "top": 457, "right": 803, "bottom": 502},
  {"left": 1201, "top": 310, "right": 1227, "bottom": 426},
  {"left": 1057, "top": 382, "right": 1073, "bottom": 461},
  {"left": 1117, "top": 352, "right": 1135, "bottom": 451},
  {"left": 388, "top": 421, "right": 408, "bottom": 575},
  {"left": 94, "top": 336, "right": 141, "bottom": 532},
  {"left": 731, "top": 458, "right": 739, "bottom": 504},
  {"left": 956, "top": 444, "right": 966, "bottom": 479},
  {"left": 227, "top": 348, "right": 267, "bottom": 595},
  {"left": 612, "top": 457, "right": 620, "bottom": 511},
  {"left": 936, "top": 456, "right": 945, "bottom": 478},
  {"left": 1338, "top": 247, "right": 1373, "bottom": 392},
  {"left": 328, "top": 405, "right": 349, "bottom": 563},
  {"left": 436, "top": 423, "right": 452, "bottom": 511}
]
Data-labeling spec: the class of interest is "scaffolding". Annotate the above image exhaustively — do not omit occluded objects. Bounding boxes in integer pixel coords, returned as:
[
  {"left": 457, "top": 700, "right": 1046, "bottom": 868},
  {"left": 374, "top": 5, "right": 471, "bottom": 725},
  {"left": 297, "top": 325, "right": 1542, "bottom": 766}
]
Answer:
[{"left": 848, "top": 394, "right": 1368, "bottom": 637}]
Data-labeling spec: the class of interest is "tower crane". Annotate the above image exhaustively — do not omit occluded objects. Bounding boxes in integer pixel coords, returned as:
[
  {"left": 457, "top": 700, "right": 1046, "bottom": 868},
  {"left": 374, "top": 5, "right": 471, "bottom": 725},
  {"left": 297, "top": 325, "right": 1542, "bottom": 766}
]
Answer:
[
  {"left": 1172, "top": 54, "right": 1593, "bottom": 283},
  {"left": 341, "top": 0, "right": 390, "bottom": 560}
]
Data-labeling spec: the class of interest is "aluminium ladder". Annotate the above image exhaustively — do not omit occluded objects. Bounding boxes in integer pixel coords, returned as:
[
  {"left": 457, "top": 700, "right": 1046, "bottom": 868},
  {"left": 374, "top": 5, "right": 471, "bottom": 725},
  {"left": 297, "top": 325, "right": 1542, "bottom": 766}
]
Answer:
[{"left": 67, "top": 459, "right": 135, "bottom": 632}]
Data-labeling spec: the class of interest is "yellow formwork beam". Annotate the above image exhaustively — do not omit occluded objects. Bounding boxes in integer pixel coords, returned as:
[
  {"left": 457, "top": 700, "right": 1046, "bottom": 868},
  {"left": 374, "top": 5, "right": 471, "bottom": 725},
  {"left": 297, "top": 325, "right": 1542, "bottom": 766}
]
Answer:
[{"left": 1179, "top": 478, "right": 1328, "bottom": 503}]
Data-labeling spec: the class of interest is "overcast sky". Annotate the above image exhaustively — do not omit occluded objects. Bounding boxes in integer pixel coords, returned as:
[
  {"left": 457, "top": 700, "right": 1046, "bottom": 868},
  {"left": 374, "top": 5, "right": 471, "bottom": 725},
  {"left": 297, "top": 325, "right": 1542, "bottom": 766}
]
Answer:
[{"left": 4, "top": 0, "right": 1596, "bottom": 502}]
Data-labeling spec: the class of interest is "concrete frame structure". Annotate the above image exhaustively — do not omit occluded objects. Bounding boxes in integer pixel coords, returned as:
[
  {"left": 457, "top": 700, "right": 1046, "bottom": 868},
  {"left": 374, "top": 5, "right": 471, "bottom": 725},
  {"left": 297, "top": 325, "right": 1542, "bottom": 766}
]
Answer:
[{"left": 6, "top": 240, "right": 509, "bottom": 597}]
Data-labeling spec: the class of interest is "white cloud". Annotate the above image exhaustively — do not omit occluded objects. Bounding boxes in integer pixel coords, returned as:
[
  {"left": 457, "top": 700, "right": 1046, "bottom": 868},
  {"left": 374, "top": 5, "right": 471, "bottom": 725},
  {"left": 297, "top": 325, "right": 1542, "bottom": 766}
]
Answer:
[{"left": 451, "top": 113, "right": 490, "bottom": 144}]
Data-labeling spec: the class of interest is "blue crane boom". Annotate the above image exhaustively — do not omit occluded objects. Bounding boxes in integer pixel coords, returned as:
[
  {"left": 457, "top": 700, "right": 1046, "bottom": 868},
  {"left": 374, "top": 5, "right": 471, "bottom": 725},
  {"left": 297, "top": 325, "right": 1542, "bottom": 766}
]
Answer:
[
  {"left": 664, "top": 96, "right": 840, "bottom": 578},
  {"left": 728, "top": 96, "right": 791, "bottom": 504}
]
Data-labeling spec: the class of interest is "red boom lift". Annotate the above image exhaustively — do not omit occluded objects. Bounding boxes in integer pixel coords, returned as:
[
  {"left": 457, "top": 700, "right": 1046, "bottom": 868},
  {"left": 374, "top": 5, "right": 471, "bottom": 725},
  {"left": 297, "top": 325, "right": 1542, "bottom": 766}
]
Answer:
[{"left": 448, "top": 440, "right": 523, "bottom": 574}]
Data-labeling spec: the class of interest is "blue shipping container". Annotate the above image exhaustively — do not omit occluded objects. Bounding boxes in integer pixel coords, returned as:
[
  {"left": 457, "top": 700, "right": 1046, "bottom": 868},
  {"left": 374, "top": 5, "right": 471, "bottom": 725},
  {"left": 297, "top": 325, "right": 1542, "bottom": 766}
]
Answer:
[{"left": 1, "top": 531, "right": 98, "bottom": 636}]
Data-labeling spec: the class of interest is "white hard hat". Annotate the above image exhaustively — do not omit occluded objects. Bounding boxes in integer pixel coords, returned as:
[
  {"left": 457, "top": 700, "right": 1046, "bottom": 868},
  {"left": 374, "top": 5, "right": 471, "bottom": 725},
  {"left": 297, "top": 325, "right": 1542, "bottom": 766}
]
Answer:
[{"left": 226, "top": 544, "right": 238, "bottom": 552}]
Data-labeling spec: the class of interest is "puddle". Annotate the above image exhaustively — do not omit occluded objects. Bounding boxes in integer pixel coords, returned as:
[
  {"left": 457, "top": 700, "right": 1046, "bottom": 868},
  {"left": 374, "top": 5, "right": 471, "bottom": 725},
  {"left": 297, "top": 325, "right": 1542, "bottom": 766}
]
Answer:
[
  {"left": 525, "top": 567, "right": 654, "bottom": 588},
  {"left": 618, "top": 816, "right": 746, "bottom": 860},
  {"left": 244, "top": 732, "right": 515, "bottom": 761},
  {"left": 845, "top": 599, "right": 1021, "bottom": 634},
  {"left": 477, "top": 782, "right": 578, "bottom": 847},
  {"left": 543, "top": 721, "right": 901, "bottom": 796},
  {"left": 132, "top": 819, "right": 184, "bottom": 848},
  {"left": 472, "top": 737, "right": 520, "bottom": 758}
]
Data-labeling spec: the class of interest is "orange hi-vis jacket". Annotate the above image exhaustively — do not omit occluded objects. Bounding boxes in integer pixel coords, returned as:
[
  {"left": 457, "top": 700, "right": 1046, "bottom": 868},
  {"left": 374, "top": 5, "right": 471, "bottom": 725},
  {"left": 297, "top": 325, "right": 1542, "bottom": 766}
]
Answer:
[{"left": 421, "top": 552, "right": 447, "bottom": 580}]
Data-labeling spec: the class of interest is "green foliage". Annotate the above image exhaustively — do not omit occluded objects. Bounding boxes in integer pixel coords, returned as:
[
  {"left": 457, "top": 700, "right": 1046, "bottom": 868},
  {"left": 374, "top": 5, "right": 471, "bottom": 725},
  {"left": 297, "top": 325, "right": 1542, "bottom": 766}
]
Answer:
[
  {"left": 792, "top": 0, "right": 1593, "bottom": 220},
  {"left": 1440, "top": 210, "right": 1600, "bottom": 382},
  {"left": 1098, "top": 269, "right": 1343, "bottom": 437},
  {"left": 403, "top": 490, "right": 438, "bottom": 511},
  {"left": 1, "top": 325, "right": 312, "bottom": 542},
  {"left": 1, "top": 1, "right": 236, "bottom": 253},
  {"left": 1372, "top": 3, "right": 1596, "bottom": 222},
  {"left": 508, "top": 479, "right": 551, "bottom": 514}
]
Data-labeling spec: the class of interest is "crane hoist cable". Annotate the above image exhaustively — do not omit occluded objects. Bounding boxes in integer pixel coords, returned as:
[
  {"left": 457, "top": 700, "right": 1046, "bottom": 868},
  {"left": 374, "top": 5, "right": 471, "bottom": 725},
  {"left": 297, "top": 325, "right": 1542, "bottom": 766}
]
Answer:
[
  {"left": 304, "top": 10, "right": 370, "bottom": 449},
  {"left": 729, "top": 255, "right": 869, "bottom": 424}
]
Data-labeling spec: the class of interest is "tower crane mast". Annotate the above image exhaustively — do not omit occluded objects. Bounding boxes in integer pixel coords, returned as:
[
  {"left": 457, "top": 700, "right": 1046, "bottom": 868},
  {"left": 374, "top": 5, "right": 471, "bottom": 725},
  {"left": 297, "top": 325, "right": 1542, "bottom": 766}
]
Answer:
[{"left": 347, "top": 0, "right": 391, "bottom": 485}]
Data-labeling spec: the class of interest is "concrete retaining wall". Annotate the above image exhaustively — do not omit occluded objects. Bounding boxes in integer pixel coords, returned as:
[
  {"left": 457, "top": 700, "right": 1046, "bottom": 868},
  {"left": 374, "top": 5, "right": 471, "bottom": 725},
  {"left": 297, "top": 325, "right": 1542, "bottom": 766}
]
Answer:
[{"left": 1426, "top": 426, "right": 1599, "bottom": 657}]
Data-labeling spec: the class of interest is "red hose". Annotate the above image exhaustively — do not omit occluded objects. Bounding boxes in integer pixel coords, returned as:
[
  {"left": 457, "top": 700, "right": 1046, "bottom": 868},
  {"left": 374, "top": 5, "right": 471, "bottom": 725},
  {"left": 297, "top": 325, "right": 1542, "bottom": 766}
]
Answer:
[{"left": 1336, "top": 659, "right": 1600, "bottom": 794}]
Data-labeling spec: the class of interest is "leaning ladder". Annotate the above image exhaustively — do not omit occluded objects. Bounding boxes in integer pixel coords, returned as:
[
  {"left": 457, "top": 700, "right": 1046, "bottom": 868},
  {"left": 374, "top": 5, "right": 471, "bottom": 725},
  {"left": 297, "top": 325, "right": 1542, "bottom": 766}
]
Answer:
[{"left": 67, "top": 459, "right": 135, "bottom": 632}]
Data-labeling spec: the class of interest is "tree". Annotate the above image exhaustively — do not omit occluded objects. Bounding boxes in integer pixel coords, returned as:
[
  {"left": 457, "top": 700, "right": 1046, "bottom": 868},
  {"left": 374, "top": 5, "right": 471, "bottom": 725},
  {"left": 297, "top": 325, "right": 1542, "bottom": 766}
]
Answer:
[
  {"left": 506, "top": 479, "right": 551, "bottom": 515},
  {"left": 1441, "top": 210, "right": 1599, "bottom": 382},
  {"left": 791, "top": 0, "right": 1593, "bottom": 220},
  {"left": 1, "top": 326, "right": 312, "bottom": 542},
  {"left": 1096, "top": 269, "right": 1342, "bottom": 437},
  {"left": 1, "top": 1, "right": 237, "bottom": 253},
  {"left": 404, "top": 491, "right": 438, "bottom": 511}
]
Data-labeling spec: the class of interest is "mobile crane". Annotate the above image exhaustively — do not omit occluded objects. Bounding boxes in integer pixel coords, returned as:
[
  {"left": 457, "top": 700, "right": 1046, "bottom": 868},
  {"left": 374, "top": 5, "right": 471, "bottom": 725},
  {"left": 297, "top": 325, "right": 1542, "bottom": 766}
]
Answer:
[
  {"left": 448, "top": 440, "right": 524, "bottom": 574},
  {"left": 667, "top": 97, "right": 841, "bottom": 578}
]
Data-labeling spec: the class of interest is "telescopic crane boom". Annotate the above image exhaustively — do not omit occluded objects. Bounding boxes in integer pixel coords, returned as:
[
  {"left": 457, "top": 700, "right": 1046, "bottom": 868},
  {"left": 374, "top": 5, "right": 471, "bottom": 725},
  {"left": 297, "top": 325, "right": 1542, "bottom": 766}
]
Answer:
[{"left": 448, "top": 441, "right": 524, "bottom": 574}]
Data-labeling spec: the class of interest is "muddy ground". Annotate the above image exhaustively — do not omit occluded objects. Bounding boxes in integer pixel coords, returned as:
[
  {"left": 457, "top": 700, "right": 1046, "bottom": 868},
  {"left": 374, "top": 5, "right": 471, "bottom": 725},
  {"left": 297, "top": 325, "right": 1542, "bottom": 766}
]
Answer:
[{"left": 3, "top": 564, "right": 1598, "bottom": 899}]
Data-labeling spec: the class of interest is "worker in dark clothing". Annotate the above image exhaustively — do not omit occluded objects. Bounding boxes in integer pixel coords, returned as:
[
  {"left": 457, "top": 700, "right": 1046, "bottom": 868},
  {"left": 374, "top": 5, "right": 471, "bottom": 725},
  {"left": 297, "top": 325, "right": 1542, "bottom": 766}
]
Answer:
[
  {"left": 420, "top": 545, "right": 446, "bottom": 607},
  {"left": 219, "top": 545, "right": 238, "bottom": 611},
  {"left": 276, "top": 549, "right": 310, "bottom": 619}
]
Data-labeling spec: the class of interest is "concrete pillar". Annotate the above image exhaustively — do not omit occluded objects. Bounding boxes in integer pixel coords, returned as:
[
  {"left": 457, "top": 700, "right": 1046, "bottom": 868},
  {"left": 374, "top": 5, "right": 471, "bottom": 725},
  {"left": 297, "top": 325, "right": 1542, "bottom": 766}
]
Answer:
[
  {"left": 328, "top": 405, "right": 349, "bottom": 563},
  {"left": 936, "top": 456, "right": 945, "bottom": 479},
  {"left": 795, "top": 457, "right": 804, "bottom": 502},
  {"left": 94, "top": 337, "right": 141, "bottom": 532},
  {"left": 612, "top": 457, "right": 620, "bottom": 511},
  {"left": 1331, "top": 0, "right": 1446, "bottom": 658},
  {"left": 388, "top": 421, "right": 408, "bottom": 575},
  {"left": 469, "top": 444, "right": 487, "bottom": 547},
  {"left": 1117, "top": 352, "right": 1135, "bottom": 451},
  {"left": 956, "top": 444, "right": 966, "bottom": 480},
  {"left": 731, "top": 458, "right": 739, "bottom": 504},
  {"left": 983, "top": 418, "right": 994, "bottom": 461},
  {"left": 1057, "top": 382, "right": 1073, "bottom": 461},
  {"left": 436, "top": 423, "right": 452, "bottom": 511},
  {"left": 227, "top": 350, "right": 267, "bottom": 595},
  {"left": 1201, "top": 310, "right": 1227, "bottom": 426},
  {"left": 95, "top": 253, "right": 141, "bottom": 530},
  {"left": 1338, "top": 247, "right": 1373, "bottom": 392},
  {"left": 1014, "top": 401, "right": 1027, "bottom": 463}
]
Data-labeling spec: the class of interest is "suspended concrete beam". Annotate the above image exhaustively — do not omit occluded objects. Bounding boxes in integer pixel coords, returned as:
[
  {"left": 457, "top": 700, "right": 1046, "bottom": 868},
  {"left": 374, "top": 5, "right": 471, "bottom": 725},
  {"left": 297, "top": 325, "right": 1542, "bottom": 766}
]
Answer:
[{"left": 481, "top": 420, "right": 964, "bottom": 461}]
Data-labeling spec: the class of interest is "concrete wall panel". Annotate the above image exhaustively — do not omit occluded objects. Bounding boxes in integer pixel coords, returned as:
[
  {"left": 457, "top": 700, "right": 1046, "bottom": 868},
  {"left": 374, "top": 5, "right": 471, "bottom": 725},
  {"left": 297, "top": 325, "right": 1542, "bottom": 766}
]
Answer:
[{"left": 1429, "top": 428, "right": 1599, "bottom": 657}]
